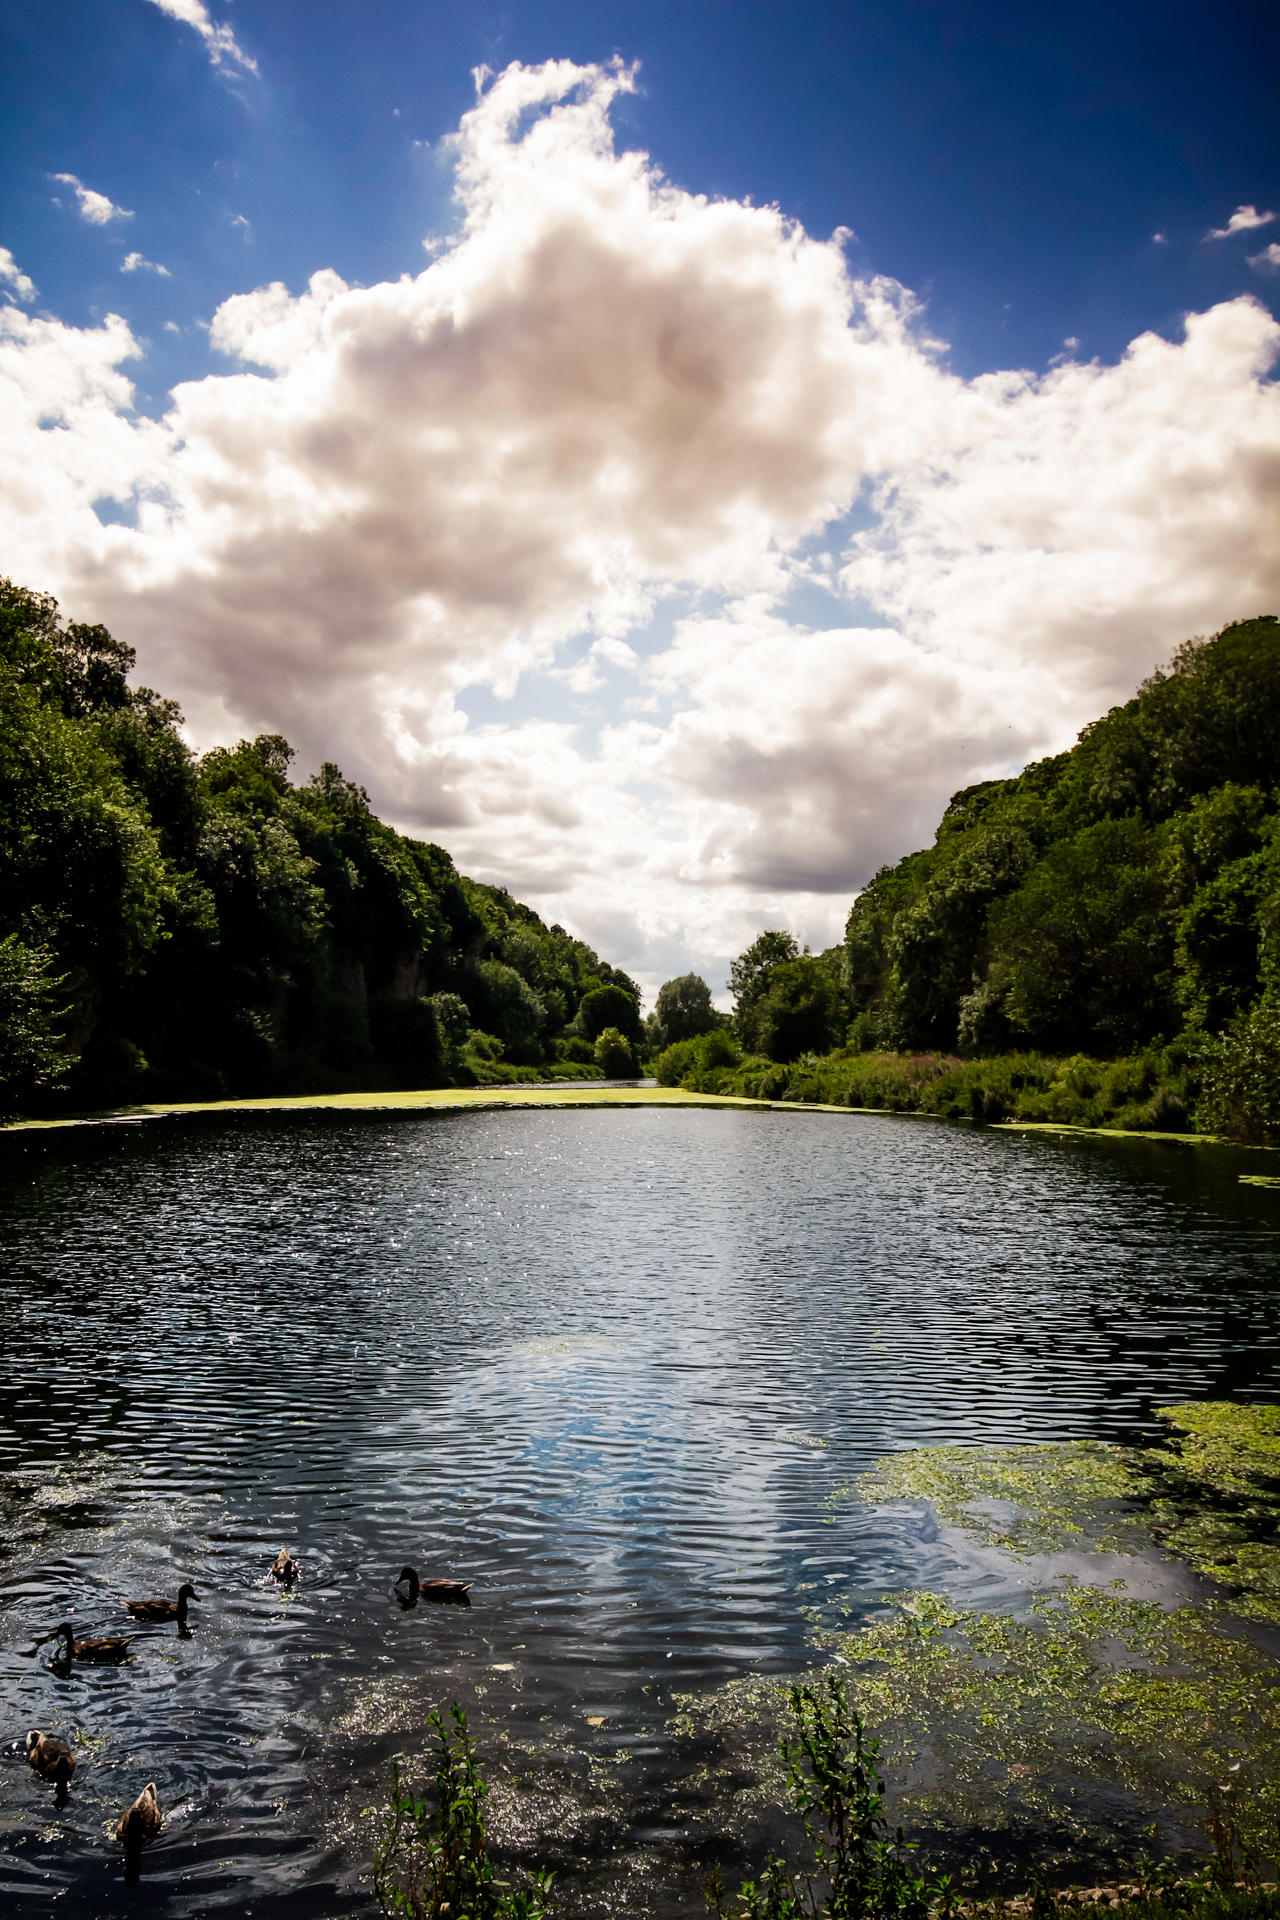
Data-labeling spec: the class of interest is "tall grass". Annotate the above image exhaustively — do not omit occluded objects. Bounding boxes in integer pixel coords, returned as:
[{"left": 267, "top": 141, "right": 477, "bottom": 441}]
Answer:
[{"left": 655, "top": 1033, "right": 1197, "bottom": 1133}]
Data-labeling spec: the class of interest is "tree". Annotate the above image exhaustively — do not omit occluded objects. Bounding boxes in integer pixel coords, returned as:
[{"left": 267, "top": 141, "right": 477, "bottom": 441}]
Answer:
[
  {"left": 0, "top": 936, "right": 71, "bottom": 1117},
  {"left": 729, "top": 930, "right": 799, "bottom": 1048},
  {"left": 579, "top": 982, "right": 640, "bottom": 1043},
  {"left": 594, "top": 1025, "right": 638, "bottom": 1077},
  {"left": 755, "top": 956, "right": 842, "bottom": 1062},
  {"left": 654, "top": 972, "right": 719, "bottom": 1046}
]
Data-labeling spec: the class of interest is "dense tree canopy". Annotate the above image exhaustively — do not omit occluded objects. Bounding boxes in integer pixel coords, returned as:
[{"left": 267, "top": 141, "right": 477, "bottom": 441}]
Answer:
[
  {"left": 651, "top": 972, "right": 720, "bottom": 1048},
  {"left": 0, "top": 577, "right": 636, "bottom": 1114},
  {"left": 843, "top": 617, "right": 1280, "bottom": 1057}
]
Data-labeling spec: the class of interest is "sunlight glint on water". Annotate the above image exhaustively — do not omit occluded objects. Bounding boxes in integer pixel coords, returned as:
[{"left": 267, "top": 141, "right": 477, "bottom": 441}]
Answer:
[{"left": 1, "top": 1108, "right": 1278, "bottom": 1915}]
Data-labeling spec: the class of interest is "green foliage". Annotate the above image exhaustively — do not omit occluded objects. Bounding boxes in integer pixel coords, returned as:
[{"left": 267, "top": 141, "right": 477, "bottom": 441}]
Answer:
[
  {"left": 653, "top": 971, "right": 720, "bottom": 1047},
  {"left": 658, "top": 1041, "right": 1196, "bottom": 1134},
  {"left": 0, "top": 935, "right": 72, "bottom": 1117},
  {"left": 730, "top": 930, "right": 801, "bottom": 1048},
  {"left": 579, "top": 982, "right": 641, "bottom": 1044},
  {"left": 841, "top": 619, "right": 1280, "bottom": 1056},
  {"left": 0, "top": 577, "right": 634, "bottom": 1112},
  {"left": 593, "top": 1025, "right": 639, "bottom": 1077},
  {"left": 1196, "top": 996, "right": 1280, "bottom": 1144},
  {"left": 755, "top": 956, "right": 845, "bottom": 1063},
  {"left": 655, "top": 1027, "right": 741, "bottom": 1091},
  {"left": 707, "top": 1676, "right": 935, "bottom": 1920},
  {"left": 373, "top": 1705, "right": 553, "bottom": 1920}
]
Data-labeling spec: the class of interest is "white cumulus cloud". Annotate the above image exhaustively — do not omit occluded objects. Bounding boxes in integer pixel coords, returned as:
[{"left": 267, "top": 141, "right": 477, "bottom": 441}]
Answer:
[
  {"left": 1205, "top": 204, "right": 1277, "bottom": 241},
  {"left": 143, "top": 0, "right": 257, "bottom": 77},
  {"left": 0, "top": 247, "right": 37, "bottom": 303},
  {"left": 1249, "top": 243, "right": 1280, "bottom": 274},
  {"left": 51, "top": 173, "right": 133, "bottom": 226},
  {"left": 4, "top": 59, "right": 1279, "bottom": 998},
  {"left": 122, "top": 251, "right": 172, "bottom": 276}
]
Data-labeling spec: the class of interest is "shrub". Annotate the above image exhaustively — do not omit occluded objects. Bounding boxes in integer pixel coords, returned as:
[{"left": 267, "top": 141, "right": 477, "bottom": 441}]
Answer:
[
  {"left": 0, "top": 934, "right": 73, "bottom": 1117},
  {"left": 1197, "top": 997, "right": 1280, "bottom": 1144},
  {"left": 373, "top": 1704, "right": 552, "bottom": 1920},
  {"left": 594, "top": 1025, "right": 638, "bottom": 1077}
]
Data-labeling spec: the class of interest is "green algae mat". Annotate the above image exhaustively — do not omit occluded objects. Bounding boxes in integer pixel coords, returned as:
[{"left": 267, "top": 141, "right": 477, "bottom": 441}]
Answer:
[
  {"left": 677, "top": 1405, "right": 1280, "bottom": 1873},
  {"left": 0, "top": 1082, "right": 882, "bottom": 1132}
]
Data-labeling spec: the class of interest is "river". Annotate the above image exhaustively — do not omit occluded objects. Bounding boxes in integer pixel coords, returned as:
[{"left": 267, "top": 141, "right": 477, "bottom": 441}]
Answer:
[{"left": 1, "top": 1107, "right": 1278, "bottom": 1915}]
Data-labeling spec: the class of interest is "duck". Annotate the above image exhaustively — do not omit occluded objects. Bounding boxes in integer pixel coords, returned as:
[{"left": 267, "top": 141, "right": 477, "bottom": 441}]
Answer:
[
  {"left": 125, "top": 1582, "right": 198, "bottom": 1625},
  {"left": 116, "top": 1780, "right": 162, "bottom": 1850},
  {"left": 26, "top": 1729, "right": 76, "bottom": 1787},
  {"left": 269, "top": 1549, "right": 300, "bottom": 1585},
  {"left": 395, "top": 1565, "right": 472, "bottom": 1604},
  {"left": 42, "top": 1622, "right": 138, "bottom": 1664}
]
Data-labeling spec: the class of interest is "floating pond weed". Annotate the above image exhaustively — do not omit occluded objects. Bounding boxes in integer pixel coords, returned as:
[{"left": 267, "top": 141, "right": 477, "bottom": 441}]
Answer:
[
  {"left": 847, "top": 1441, "right": 1153, "bottom": 1558},
  {"left": 674, "top": 1406, "right": 1280, "bottom": 1877}
]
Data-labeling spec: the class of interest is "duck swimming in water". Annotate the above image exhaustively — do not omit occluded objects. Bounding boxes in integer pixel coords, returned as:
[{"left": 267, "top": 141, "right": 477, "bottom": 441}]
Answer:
[
  {"left": 116, "top": 1780, "right": 162, "bottom": 1850},
  {"left": 26, "top": 1729, "right": 76, "bottom": 1787},
  {"left": 269, "top": 1549, "right": 299, "bottom": 1585},
  {"left": 43, "top": 1622, "right": 138, "bottom": 1664},
  {"left": 125, "top": 1582, "right": 198, "bottom": 1625},
  {"left": 394, "top": 1566, "right": 472, "bottom": 1604}
]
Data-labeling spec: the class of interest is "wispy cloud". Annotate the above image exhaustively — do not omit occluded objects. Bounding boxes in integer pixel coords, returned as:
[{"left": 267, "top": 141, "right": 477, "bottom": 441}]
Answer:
[
  {"left": 122, "top": 250, "right": 172, "bottom": 277},
  {"left": 229, "top": 212, "right": 252, "bottom": 239},
  {"left": 1205, "top": 204, "right": 1277, "bottom": 241},
  {"left": 143, "top": 0, "right": 257, "bottom": 77},
  {"left": 51, "top": 172, "right": 133, "bottom": 225},
  {"left": 1248, "top": 243, "right": 1280, "bottom": 274},
  {"left": 0, "top": 247, "right": 37, "bottom": 302}
]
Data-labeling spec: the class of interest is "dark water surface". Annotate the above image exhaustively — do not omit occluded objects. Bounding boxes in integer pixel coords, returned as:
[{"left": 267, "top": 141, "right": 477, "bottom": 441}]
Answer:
[{"left": 1, "top": 1108, "right": 1278, "bottom": 1916}]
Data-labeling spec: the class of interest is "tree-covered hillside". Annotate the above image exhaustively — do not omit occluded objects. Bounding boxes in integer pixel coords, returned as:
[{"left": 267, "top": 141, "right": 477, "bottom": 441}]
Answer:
[
  {"left": 844, "top": 616, "right": 1280, "bottom": 1057},
  {"left": 652, "top": 618, "right": 1280, "bottom": 1141},
  {"left": 0, "top": 578, "right": 640, "bottom": 1114}
]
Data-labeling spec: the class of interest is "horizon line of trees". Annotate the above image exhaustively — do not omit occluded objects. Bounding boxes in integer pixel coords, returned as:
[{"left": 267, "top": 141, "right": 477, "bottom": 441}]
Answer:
[{"left": 0, "top": 577, "right": 646, "bottom": 1116}]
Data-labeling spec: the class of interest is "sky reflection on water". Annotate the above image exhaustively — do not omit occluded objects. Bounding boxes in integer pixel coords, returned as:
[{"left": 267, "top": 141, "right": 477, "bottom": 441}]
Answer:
[{"left": 0, "top": 1109, "right": 1278, "bottom": 1915}]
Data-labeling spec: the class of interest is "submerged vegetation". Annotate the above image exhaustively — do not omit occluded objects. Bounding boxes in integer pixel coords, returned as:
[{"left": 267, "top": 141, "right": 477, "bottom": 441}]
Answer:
[
  {"left": 672, "top": 1406, "right": 1280, "bottom": 1889},
  {"left": 0, "top": 577, "right": 643, "bottom": 1116},
  {"left": 372, "top": 1409, "right": 1280, "bottom": 1916}
]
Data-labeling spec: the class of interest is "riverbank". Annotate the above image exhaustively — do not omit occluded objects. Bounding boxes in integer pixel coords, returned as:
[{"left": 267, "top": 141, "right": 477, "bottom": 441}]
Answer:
[
  {"left": 4, "top": 1078, "right": 1275, "bottom": 1153},
  {"left": 651, "top": 1036, "right": 1280, "bottom": 1142}
]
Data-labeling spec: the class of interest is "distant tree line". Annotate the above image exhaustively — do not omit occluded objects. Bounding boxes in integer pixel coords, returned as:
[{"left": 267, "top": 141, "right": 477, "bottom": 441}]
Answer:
[
  {"left": 651, "top": 618, "right": 1280, "bottom": 1140},
  {"left": 0, "top": 578, "right": 643, "bottom": 1115}
]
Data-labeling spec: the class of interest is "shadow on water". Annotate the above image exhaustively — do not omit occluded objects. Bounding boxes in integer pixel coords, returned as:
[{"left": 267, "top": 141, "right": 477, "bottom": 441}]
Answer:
[{"left": 0, "top": 1107, "right": 1277, "bottom": 1914}]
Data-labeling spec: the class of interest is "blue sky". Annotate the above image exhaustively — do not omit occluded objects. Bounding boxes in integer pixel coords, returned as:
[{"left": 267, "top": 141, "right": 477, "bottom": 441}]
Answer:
[{"left": 2, "top": 0, "right": 1277, "bottom": 999}]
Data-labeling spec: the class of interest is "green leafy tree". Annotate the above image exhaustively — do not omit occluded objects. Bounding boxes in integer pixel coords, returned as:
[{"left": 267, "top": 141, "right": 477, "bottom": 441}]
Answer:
[
  {"left": 1198, "top": 996, "right": 1280, "bottom": 1145},
  {"left": 0, "top": 936, "right": 72, "bottom": 1117},
  {"left": 579, "top": 981, "right": 640, "bottom": 1043},
  {"left": 654, "top": 971, "right": 719, "bottom": 1046},
  {"left": 594, "top": 1024, "right": 638, "bottom": 1077},
  {"left": 730, "top": 930, "right": 799, "bottom": 1048},
  {"left": 755, "top": 955, "right": 843, "bottom": 1062}
]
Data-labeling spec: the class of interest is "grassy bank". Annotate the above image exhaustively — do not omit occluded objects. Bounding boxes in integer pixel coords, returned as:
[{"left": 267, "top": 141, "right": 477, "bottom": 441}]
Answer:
[{"left": 655, "top": 1037, "right": 1205, "bottom": 1133}]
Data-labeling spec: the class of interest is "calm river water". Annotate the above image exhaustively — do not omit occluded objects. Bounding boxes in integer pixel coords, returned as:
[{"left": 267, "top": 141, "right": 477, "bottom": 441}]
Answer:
[{"left": 1, "top": 1107, "right": 1278, "bottom": 1916}]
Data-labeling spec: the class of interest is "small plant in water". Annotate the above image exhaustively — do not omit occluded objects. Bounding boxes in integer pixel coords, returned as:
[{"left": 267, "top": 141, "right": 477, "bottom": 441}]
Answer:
[
  {"left": 705, "top": 1673, "right": 940, "bottom": 1920},
  {"left": 373, "top": 1704, "right": 554, "bottom": 1920}
]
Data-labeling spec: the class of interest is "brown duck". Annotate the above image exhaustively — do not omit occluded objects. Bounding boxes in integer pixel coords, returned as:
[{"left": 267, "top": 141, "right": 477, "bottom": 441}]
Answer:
[
  {"left": 269, "top": 1549, "right": 300, "bottom": 1585},
  {"left": 26, "top": 1729, "right": 76, "bottom": 1786},
  {"left": 44, "top": 1622, "right": 138, "bottom": 1664},
  {"left": 125, "top": 1582, "right": 198, "bottom": 1625},
  {"left": 116, "top": 1780, "right": 162, "bottom": 1849},
  {"left": 395, "top": 1565, "right": 472, "bottom": 1603}
]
